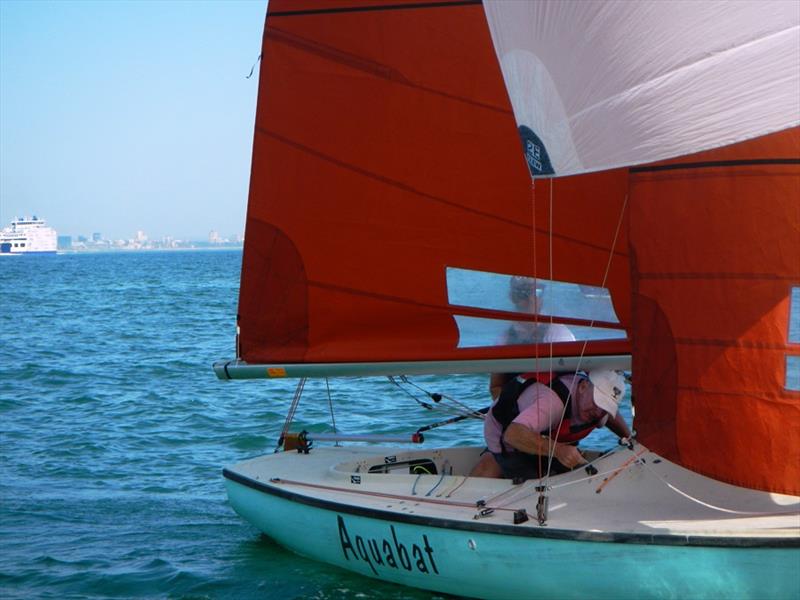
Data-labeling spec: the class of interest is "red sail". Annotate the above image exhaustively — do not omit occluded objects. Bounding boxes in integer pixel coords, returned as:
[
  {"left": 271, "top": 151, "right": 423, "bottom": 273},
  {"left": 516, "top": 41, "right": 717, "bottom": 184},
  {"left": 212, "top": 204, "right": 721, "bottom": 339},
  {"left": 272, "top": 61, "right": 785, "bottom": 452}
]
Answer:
[
  {"left": 238, "top": 0, "right": 631, "bottom": 365},
  {"left": 630, "top": 127, "right": 800, "bottom": 495}
]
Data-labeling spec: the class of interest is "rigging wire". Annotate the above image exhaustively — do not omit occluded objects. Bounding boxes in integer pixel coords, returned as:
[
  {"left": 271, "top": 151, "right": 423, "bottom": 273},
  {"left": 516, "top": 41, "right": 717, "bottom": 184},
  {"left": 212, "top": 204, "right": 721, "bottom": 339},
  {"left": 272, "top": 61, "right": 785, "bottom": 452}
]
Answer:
[
  {"left": 387, "top": 375, "right": 485, "bottom": 421},
  {"left": 543, "top": 177, "right": 556, "bottom": 483},
  {"left": 387, "top": 375, "right": 435, "bottom": 410},
  {"left": 278, "top": 375, "right": 480, "bottom": 453},
  {"left": 397, "top": 375, "right": 484, "bottom": 417},
  {"left": 529, "top": 178, "right": 547, "bottom": 482}
]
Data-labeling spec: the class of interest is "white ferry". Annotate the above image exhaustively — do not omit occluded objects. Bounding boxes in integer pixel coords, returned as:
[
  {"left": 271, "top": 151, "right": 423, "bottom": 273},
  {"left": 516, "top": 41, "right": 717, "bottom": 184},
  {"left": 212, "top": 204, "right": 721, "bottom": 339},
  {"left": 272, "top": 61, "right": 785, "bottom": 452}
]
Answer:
[{"left": 0, "top": 216, "right": 58, "bottom": 255}]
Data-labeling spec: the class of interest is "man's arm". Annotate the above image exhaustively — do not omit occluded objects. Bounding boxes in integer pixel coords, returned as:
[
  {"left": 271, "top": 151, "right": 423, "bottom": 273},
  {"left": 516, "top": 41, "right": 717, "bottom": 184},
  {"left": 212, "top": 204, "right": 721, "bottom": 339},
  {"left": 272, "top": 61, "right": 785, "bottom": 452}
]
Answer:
[
  {"left": 504, "top": 423, "right": 587, "bottom": 468},
  {"left": 605, "top": 412, "right": 631, "bottom": 439}
]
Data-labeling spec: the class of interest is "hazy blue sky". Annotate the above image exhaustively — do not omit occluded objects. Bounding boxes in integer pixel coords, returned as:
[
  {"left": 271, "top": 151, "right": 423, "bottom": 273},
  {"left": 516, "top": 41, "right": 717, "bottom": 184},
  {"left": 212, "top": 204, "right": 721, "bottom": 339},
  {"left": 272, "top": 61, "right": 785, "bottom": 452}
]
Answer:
[{"left": 1, "top": 0, "right": 267, "bottom": 241}]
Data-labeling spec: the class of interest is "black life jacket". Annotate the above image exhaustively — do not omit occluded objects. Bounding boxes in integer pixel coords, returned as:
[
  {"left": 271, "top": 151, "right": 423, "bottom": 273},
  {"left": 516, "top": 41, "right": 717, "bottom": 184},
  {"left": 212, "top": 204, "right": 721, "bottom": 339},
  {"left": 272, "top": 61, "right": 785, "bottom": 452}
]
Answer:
[{"left": 491, "top": 372, "right": 602, "bottom": 453}]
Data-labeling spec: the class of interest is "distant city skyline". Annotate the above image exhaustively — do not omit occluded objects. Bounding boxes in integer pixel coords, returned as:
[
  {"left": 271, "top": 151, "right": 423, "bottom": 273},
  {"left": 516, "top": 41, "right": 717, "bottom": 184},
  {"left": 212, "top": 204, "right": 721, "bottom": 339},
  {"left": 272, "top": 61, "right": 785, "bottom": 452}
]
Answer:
[
  {"left": 55, "top": 225, "right": 243, "bottom": 252},
  {"left": 58, "top": 225, "right": 244, "bottom": 243},
  {"left": 0, "top": 0, "right": 267, "bottom": 241}
]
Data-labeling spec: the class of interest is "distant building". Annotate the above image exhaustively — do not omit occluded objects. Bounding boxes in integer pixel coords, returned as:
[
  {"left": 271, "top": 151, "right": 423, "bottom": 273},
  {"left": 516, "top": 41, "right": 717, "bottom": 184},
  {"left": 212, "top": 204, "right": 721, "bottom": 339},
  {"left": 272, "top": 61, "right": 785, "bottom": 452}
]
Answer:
[
  {"left": 209, "top": 230, "right": 222, "bottom": 244},
  {"left": 135, "top": 230, "right": 147, "bottom": 243},
  {"left": 58, "top": 235, "right": 72, "bottom": 250},
  {"left": 92, "top": 232, "right": 102, "bottom": 242}
]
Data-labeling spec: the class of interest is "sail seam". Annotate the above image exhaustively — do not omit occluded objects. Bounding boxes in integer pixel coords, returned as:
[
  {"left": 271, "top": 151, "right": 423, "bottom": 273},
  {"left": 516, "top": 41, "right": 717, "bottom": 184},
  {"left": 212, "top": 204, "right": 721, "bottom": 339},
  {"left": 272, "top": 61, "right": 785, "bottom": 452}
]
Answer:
[
  {"left": 673, "top": 338, "right": 791, "bottom": 350},
  {"left": 269, "top": 0, "right": 482, "bottom": 18},
  {"left": 631, "top": 158, "right": 800, "bottom": 173},
  {"left": 264, "top": 27, "right": 511, "bottom": 115},
  {"left": 256, "top": 128, "right": 526, "bottom": 229},
  {"left": 638, "top": 272, "right": 796, "bottom": 281},
  {"left": 257, "top": 128, "right": 625, "bottom": 257}
]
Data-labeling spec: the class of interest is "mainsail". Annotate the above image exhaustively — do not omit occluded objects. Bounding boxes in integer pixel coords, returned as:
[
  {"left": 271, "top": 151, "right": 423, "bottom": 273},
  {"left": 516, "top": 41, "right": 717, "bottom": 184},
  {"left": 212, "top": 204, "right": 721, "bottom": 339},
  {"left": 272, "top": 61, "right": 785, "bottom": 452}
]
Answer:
[{"left": 234, "top": 0, "right": 632, "bottom": 373}]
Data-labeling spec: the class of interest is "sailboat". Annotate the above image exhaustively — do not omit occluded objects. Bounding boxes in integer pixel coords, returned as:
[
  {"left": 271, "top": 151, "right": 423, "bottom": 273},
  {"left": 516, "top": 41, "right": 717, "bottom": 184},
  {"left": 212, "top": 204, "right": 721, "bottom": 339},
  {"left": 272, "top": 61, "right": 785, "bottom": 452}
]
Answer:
[{"left": 215, "top": 1, "right": 800, "bottom": 598}]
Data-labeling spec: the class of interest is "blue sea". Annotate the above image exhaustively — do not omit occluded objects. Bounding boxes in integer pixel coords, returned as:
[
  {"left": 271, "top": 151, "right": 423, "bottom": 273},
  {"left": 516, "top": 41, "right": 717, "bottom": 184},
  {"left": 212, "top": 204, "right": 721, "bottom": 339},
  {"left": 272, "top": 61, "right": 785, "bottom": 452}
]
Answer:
[{"left": 9, "top": 249, "right": 779, "bottom": 599}]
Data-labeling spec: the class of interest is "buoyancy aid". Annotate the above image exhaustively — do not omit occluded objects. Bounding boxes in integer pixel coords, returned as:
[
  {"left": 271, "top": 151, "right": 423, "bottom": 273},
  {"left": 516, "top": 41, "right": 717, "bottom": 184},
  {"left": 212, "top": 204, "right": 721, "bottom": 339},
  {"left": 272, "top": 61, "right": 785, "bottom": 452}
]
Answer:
[
  {"left": 547, "top": 377, "right": 603, "bottom": 443},
  {"left": 492, "top": 372, "right": 603, "bottom": 453}
]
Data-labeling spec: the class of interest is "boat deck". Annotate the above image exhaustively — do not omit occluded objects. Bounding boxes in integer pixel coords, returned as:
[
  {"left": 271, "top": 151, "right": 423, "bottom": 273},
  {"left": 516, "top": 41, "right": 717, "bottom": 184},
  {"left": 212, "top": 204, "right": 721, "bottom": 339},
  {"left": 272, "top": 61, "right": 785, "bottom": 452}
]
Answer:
[{"left": 225, "top": 443, "right": 800, "bottom": 543}]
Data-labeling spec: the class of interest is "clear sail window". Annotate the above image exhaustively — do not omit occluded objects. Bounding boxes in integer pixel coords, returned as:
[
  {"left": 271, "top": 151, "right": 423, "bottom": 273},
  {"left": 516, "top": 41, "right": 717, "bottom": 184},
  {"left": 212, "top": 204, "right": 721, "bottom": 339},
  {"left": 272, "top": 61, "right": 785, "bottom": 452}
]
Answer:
[
  {"left": 446, "top": 267, "right": 626, "bottom": 348},
  {"left": 446, "top": 267, "right": 621, "bottom": 322},
  {"left": 787, "top": 287, "right": 799, "bottom": 392},
  {"left": 453, "top": 315, "right": 626, "bottom": 348},
  {"left": 787, "top": 356, "right": 800, "bottom": 392},
  {"left": 789, "top": 287, "right": 799, "bottom": 344}
]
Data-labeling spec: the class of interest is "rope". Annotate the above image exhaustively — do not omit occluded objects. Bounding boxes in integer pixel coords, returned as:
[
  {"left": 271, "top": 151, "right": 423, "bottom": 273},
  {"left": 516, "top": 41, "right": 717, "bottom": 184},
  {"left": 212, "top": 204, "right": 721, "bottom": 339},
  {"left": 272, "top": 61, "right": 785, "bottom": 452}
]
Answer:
[
  {"left": 276, "top": 377, "right": 306, "bottom": 452},
  {"left": 493, "top": 445, "right": 800, "bottom": 518},
  {"left": 540, "top": 192, "right": 630, "bottom": 484},
  {"left": 483, "top": 446, "right": 620, "bottom": 506},
  {"left": 440, "top": 475, "right": 469, "bottom": 498},
  {"left": 245, "top": 53, "right": 261, "bottom": 79},
  {"left": 490, "top": 447, "right": 645, "bottom": 509},
  {"left": 594, "top": 448, "right": 646, "bottom": 494},
  {"left": 637, "top": 456, "right": 800, "bottom": 517},
  {"left": 411, "top": 473, "right": 423, "bottom": 495},
  {"left": 270, "top": 477, "right": 525, "bottom": 514},
  {"left": 324, "top": 377, "right": 339, "bottom": 446},
  {"left": 425, "top": 467, "right": 447, "bottom": 497},
  {"left": 568, "top": 193, "right": 629, "bottom": 375}
]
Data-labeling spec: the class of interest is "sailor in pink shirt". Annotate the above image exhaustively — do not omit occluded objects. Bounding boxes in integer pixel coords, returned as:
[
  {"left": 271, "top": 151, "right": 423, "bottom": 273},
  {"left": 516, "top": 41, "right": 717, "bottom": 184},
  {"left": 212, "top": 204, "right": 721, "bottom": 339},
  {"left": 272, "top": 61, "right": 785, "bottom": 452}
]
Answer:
[
  {"left": 483, "top": 377, "right": 575, "bottom": 454},
  {"left": 481, "top": 370, "right": 631, "bottom": 480}
]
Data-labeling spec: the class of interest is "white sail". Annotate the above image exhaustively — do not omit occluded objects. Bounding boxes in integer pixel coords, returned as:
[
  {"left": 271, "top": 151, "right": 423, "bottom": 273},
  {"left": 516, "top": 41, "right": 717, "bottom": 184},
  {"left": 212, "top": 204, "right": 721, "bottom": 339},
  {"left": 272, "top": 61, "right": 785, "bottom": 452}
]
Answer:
[{"left": 483, "top": 0, "right": 800, "bottom": 176}]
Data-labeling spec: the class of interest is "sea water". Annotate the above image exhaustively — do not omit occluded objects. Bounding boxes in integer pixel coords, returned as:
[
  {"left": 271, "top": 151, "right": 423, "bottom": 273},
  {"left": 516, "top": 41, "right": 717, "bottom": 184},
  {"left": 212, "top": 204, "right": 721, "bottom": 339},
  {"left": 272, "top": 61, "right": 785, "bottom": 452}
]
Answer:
[{"left": 0, "top": 250, "right": 642, "bottom": 599}]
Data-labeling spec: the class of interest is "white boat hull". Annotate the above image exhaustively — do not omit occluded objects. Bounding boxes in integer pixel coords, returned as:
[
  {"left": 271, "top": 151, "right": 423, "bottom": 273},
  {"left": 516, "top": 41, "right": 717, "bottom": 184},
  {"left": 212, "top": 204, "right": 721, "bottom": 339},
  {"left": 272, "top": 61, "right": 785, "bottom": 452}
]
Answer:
[
  {"left": 0, "top": 216, "right": 58, "bottom": 254},
  {"left": 224, "top": 445, "right": 800, "bottom": 599}
]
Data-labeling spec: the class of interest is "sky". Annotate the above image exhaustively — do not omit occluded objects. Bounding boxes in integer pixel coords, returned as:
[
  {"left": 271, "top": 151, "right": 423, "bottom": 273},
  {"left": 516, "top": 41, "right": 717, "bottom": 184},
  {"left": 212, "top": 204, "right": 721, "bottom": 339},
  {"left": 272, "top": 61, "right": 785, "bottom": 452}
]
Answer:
[{"left": 0, "top": 0, "right": 267, "bottom": 241}]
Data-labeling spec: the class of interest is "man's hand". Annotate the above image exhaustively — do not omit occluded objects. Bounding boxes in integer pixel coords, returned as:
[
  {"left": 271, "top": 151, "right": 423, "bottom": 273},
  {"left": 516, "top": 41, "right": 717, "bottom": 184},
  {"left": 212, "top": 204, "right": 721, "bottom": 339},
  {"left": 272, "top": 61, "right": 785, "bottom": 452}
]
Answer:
[{"left": 553, "top": 443, "right": 587, "bottom": 468}]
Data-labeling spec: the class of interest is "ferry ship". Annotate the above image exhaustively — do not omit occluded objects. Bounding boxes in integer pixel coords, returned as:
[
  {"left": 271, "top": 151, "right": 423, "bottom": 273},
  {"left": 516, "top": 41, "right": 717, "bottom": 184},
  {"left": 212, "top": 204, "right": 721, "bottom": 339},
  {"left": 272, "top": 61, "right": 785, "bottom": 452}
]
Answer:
[{"left": 0, "top": 216, "right": 58, "bottom": 254}]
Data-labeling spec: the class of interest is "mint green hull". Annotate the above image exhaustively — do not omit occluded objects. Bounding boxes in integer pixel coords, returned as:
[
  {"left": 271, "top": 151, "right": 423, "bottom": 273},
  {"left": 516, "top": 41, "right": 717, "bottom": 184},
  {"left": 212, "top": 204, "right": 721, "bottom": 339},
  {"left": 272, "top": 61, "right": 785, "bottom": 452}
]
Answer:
[{"left": 226, "top": 478, "right": 800, "bottom": 600}]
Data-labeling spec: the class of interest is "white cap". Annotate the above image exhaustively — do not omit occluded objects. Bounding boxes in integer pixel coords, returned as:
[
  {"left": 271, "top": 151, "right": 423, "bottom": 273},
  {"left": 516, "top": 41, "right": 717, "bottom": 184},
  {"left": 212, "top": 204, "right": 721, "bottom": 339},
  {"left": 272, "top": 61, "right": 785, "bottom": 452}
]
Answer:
[{"left": 588, "top": 370, "right": 626, "bottom": 417}]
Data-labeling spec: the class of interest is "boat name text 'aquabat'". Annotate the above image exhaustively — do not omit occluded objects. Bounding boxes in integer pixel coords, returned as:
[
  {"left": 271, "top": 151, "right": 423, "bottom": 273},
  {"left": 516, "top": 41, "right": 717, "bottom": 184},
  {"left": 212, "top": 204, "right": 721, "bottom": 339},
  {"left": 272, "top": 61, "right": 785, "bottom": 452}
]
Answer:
[{"left": 337, "top": 515, "right": 439, "bottom": 577}]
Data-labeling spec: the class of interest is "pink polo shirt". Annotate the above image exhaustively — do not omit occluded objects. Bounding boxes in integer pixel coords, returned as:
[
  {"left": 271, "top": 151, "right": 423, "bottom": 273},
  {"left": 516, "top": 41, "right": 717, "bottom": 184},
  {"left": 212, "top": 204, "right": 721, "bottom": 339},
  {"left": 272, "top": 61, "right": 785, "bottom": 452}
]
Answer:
[{"left": 483, "top": 374, "right": 582, "bottom": 453}]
